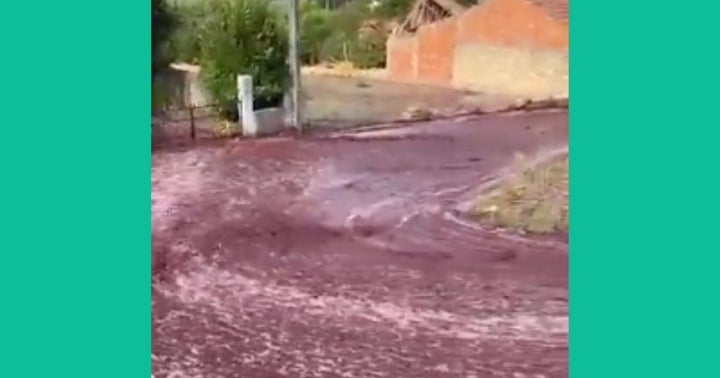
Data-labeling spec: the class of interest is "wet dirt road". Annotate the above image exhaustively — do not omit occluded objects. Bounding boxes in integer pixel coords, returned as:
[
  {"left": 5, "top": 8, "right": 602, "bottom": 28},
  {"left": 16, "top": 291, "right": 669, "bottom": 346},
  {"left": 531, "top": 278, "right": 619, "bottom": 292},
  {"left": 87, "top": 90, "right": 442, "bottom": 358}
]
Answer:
[{"left": 152, "top": 110, "right": 569, "bottom": 378}]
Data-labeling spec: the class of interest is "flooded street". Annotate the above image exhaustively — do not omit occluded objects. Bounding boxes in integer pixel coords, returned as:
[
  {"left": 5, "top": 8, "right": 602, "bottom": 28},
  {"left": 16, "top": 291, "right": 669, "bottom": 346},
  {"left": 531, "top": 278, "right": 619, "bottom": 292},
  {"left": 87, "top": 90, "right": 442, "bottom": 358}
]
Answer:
[{"left": 152, "top": 110, "right": 568, "bottom": 378}]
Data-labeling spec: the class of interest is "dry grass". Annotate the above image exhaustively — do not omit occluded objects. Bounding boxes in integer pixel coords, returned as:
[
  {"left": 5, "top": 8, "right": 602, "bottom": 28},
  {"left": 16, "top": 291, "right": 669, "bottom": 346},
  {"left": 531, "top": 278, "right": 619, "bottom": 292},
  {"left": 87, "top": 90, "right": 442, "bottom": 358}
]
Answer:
[
  {"left": 302, "top": 74, "right": 511, "bottom": 127},
  {"left": 301, "top": 62, "right": 388, "bottom": 80},
  {"left": 211, "top": 119, "right": 239, "bottom": 138},
  {"left": 474, "top": 153, "right": 568, "bottom": 234}
]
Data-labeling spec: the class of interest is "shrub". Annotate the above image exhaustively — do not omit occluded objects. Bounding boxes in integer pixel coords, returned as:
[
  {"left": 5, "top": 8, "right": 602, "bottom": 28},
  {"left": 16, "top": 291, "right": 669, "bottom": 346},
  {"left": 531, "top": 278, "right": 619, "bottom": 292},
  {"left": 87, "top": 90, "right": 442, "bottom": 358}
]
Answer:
[{"left": 196, "top": 0, "right": 289, "bottom": 120}]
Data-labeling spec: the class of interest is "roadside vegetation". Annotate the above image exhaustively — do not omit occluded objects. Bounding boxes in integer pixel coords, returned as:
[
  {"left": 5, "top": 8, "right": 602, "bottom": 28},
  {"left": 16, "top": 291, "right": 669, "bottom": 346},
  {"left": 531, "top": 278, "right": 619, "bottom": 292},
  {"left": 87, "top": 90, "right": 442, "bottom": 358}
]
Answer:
[
  {"left": 151, "top": 0, "right": 481, "bottom": 120},
  {"left": 152, "top": 0, "right": 178, "bottom": 112},
  {"left": 474, "top": 153, "right": 568, "bottom": 234},
  {"left": 153, "top": 0, "right": 398, "bottom": 120},
  {"left": 169, "top": 0, "right": 397, "bottom": 71}
]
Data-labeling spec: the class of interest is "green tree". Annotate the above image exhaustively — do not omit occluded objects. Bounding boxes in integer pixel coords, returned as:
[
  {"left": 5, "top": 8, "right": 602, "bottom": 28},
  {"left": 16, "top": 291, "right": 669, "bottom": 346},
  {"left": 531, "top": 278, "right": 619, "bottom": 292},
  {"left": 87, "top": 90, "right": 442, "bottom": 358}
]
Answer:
[
  {"left": 318, "top": 0, "right": 371, "bottom": 62},
  {"left": 168, "top": 1, "right": 205, "bottom": 64},
  {"left": 152, "top": 0, "right": 176, "bottom": 78},
  {"left": 374, "top": 0, "right": 479, "bottom": 20},
  {"left": 313, "top": 0, "right": 354, "bottom": 10},
  {"left": 300, "top": 1, "right": 334, "bottom": 64},
  {"left": 373, "top": 0, "right": 414, "bottom": 20},
  {"left": 197, "top": 0, "right": 289, "bottom": 120}
]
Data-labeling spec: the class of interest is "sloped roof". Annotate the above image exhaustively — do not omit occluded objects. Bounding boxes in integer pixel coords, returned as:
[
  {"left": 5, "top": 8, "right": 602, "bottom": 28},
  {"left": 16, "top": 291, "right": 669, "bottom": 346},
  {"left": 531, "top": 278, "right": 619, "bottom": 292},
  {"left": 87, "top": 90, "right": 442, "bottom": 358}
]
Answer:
[
  {"left": 527, "top": 0, "right": 569, "bottom": 22},
  {"left": 393, "top": 0, "right": 567, "bottom": 36},
  {"left": 433, "top": 0, "right": 468, "bottom": 15},
  {"left": 396, "top": 0, "right": 467, "bottom": 34}
]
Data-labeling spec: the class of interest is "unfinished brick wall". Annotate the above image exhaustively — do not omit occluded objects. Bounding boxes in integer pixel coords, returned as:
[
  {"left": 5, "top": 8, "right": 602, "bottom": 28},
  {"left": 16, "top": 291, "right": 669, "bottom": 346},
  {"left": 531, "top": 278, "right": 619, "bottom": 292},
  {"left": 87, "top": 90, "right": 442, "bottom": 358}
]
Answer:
[
  {"left": 387, "top": 0, "right": 568, "bottom": 98},
  {"left": 452, "top": 45, "right": 568, "bottom": 98},
  {"left": 386, "top": 36, "right": 417, "bottom": 81},
  {"left": 456, "top": 0, "right": 567, "bottom": 49},
  {"left": 415, "top": 18, "right": 457, "bottom": 85}
]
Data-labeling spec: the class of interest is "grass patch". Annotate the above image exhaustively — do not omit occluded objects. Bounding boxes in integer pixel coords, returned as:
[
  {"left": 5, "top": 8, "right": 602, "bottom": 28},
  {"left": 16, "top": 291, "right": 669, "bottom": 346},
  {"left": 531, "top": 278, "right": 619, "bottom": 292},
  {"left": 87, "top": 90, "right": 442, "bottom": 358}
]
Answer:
[{"left": 474, "top": 153, "right": 568, "bottom": 234}]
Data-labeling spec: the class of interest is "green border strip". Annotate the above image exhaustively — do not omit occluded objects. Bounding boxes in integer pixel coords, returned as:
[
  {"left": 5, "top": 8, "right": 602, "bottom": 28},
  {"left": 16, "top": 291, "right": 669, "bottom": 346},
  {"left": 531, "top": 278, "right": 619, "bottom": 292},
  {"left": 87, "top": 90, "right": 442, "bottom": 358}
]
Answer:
[
  {"left": 571, "top": 1, "right": 720, "bottom": 377},
  {"left": 0, "top": 0, "right": 718, "bottom": 377},
  {"left": 0, "top": 1, "right": 150, "bottom": 377}
]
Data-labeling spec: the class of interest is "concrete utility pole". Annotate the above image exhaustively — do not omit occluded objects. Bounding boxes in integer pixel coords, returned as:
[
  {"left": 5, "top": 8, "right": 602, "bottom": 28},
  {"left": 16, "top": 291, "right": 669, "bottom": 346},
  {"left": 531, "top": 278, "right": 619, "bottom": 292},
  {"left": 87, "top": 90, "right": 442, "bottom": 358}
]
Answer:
[{"left": 288, "top": 0, "right": 302, "bottom": 132}]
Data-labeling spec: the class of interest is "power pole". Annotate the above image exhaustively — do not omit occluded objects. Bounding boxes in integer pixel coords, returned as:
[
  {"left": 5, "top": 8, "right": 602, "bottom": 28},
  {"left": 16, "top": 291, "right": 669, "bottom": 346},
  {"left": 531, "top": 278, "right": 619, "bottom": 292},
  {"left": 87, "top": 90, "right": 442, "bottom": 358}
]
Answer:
[{"left": 288, "top": 0, "right": 302, "bottom": 132}]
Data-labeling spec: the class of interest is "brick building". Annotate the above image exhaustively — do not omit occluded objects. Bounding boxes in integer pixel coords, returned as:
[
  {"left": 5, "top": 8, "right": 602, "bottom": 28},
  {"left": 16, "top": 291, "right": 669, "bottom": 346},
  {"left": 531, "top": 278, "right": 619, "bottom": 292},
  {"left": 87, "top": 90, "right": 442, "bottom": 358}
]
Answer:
[{"left": 387, "top": 0, "right": 568, "bottom": 99}]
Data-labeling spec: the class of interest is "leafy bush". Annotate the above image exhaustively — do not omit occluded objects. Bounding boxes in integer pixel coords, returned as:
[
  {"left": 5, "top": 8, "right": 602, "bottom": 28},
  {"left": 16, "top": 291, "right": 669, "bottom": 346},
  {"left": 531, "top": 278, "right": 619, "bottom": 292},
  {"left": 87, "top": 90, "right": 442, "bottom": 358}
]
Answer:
[{"left": 196, "top": 0, "right": 289, "bottom": 120}]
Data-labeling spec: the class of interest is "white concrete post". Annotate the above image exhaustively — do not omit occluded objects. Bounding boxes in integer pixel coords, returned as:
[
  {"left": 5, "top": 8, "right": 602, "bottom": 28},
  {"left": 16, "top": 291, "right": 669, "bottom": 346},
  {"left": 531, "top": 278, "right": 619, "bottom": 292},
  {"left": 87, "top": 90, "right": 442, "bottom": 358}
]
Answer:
[
  {"left": 283, "top": 92, "right": 292, "bottom": 126},
  {"left": 237, "top": 74, "right": 258, "bottom": 137},
  {"left": 288, "top": 0, "right": 302, "bottom": 132}
]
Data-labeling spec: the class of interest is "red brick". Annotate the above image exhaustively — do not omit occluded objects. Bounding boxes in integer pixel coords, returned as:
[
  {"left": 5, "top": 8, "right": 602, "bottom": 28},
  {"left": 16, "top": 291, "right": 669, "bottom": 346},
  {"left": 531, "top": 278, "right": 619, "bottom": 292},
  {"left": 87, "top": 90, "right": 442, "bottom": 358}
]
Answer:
[
  {"left": 416, "top": 18, "right": 457, "bottom": 84},
  {"left": 457, "top": 0, "right": 568, "bottom": 49},
  {"left": 387, "top": 36, "right": 417, "bottom": 81}
]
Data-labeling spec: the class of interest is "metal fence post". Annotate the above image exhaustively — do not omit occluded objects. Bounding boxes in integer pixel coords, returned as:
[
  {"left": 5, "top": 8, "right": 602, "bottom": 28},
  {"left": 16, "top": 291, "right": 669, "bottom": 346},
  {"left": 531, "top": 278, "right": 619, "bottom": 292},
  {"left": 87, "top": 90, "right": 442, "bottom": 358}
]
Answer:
[{"left": 189, "top": 106, "right": 196, "bottom": 140}]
